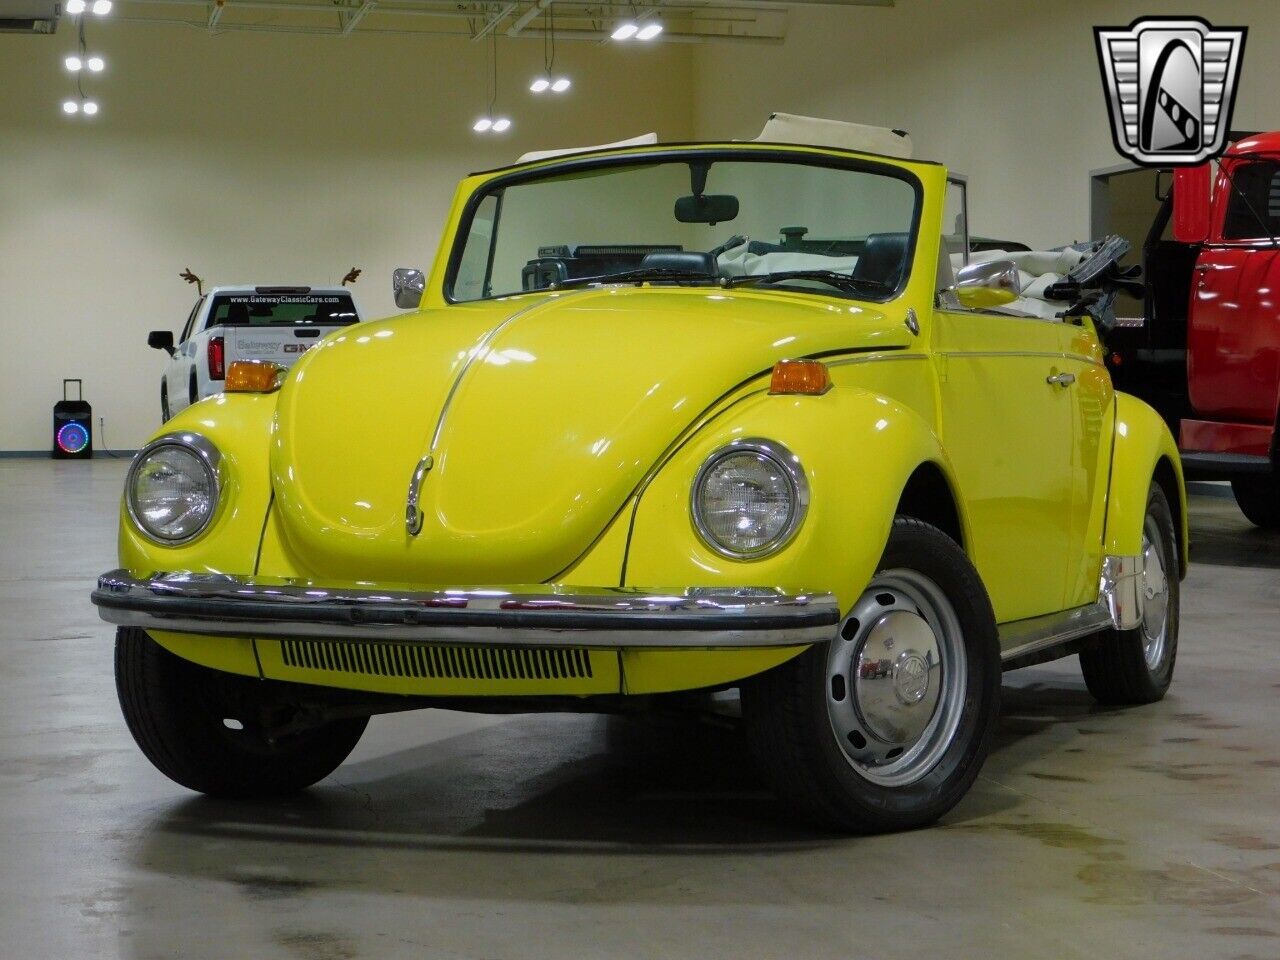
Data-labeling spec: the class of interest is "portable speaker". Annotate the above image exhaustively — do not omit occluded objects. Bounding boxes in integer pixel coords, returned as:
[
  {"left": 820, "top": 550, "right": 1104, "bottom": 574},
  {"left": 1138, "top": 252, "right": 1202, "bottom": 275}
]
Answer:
[{"left": 53, "top": 379, "right": 93, "bottom": 460}]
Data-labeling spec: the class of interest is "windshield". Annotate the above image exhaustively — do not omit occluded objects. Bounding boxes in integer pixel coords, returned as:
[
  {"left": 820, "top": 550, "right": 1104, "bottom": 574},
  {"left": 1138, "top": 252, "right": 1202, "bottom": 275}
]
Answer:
[
  {"left": 448, "top": 153, "right": 920, "bottom": 303},
  {"left": 207, "top": 293, "right": 359, "bottom": 327}
]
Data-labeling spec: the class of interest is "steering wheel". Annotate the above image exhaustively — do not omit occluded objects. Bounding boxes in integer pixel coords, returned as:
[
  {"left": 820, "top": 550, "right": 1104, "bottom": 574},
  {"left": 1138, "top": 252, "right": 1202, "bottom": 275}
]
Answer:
[{"left": 708, "top": 234, "right": 748, "bottom": 260}]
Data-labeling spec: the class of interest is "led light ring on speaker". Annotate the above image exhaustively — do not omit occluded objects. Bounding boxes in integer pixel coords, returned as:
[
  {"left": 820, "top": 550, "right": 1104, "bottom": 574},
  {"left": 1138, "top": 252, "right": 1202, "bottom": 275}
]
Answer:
[{"left": 56, "top": 422, "right": 90, "bottom": 454}]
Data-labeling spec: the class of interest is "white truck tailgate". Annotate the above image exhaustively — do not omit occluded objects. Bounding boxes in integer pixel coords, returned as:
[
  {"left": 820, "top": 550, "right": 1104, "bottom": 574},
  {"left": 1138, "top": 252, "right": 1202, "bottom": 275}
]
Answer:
[{"left": 208, "top": 289, "right": 360, "bottom": 371}]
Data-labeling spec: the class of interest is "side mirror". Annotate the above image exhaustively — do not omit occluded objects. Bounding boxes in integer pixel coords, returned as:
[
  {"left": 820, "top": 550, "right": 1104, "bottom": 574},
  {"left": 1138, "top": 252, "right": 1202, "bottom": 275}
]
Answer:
[
  {"left": 1172, "top": 162, "right": 1212, "bottom": 243},
  {"left": 948, "top": 259, "right": 1021, "bottom": 309},
  {"left": 148, "top": 330, "right": 175, "bottom": 356},
  {"left": 392, "top": 268, "right": 426, "bottom": 309}
]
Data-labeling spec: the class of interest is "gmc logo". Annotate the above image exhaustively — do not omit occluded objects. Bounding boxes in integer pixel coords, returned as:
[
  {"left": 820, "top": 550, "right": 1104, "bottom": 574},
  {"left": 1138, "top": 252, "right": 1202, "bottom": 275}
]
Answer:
[{"left": 283, "top": 344, "right": 313, "bottom": 354}]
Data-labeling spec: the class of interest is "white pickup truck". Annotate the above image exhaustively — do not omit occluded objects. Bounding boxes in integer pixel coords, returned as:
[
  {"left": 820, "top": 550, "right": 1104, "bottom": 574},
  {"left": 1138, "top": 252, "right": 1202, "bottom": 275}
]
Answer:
[{"left": 148, "top": 286, "right": 361, "bottom": 421}]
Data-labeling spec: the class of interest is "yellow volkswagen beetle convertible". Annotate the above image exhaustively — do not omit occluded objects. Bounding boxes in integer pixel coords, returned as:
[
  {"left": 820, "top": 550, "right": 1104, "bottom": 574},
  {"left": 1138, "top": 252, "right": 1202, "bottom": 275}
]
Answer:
[{"left": 93, "top": 134, "right": 1185, "bottom": 833}]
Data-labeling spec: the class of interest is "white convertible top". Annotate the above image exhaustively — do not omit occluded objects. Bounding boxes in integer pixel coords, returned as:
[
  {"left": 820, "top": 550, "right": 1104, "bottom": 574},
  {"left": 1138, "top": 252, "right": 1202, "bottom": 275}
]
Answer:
[{"left": 755, "top": 113, "right": 914, "bottom": 159}]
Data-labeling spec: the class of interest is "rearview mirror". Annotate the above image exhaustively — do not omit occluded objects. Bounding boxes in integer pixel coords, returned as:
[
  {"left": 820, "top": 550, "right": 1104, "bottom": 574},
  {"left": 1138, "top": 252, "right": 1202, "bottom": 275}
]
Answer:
[
  {"left": 148, "top": 330, "right": 175, "bottom": 356},
  {"left": 392, "top": 268, "right": 425, "bottom": 309},
  {"left": 674, "top": 194, "right": 739, "bottom": 225},
  {"left": 949, "top": 260, "right": 1021, "bottom": 309}
]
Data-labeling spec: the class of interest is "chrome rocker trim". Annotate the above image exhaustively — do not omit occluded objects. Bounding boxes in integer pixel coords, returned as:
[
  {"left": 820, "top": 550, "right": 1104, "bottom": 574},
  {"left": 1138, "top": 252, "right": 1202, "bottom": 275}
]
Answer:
[
  {"left": 998, "top": 553, "right": 1144, "bottom": 665},
  {"left": 91, "top": 570, "right": 840, "bottom": 649}
]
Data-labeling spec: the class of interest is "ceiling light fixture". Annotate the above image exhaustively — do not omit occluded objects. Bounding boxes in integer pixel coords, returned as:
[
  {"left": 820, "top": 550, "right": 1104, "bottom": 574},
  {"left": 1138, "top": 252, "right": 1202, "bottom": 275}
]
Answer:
[
  {"left": 636, "top": 22, "right": 663, "bottom": 40},
  {"left": 62, "top": 99, "right": 79, "bottom": 114},
  {"left": 473, "top": 32, "right": 514, "bottom": 134},
  {"left": 529, "top": 6, "right": 570, "bottom": 98},
  {"left": 551, "top": 77, "right": 570, "bottom": 92},
  {"left": 66, "top": 0, "right": 85, "bottom": 13},
  {"left": 65, "top": 55, "right": 83, "bottom": 71},
  {"left": 92, "top": 0, "right": 112, "bottom": 14},
  {"left": 611, "top": 22, "right": 638, "bottom": 40},
  {"left": 529, "top": 77, "right": 550, "bottom": 93},
  {"left": 87, "top": 55, "right": 104, "bottom": 72},
  {"left": 491, "top": 117, "right": 511, "bottom": 133},
  {"left": 82, "top": 100, "right": 99, "bottom": 115},
  {"left": 473, "top": 117, "right": 493, "bottom": 132}
]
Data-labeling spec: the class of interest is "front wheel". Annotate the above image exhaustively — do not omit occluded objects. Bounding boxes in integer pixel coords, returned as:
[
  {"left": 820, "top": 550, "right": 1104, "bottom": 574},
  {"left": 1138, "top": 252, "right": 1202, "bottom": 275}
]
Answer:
[
  {"left": 742, "top": 517, "right": 1001, "bottom": 833},
  {"left": 115, "top": 627, "right": 367, "bottom": 798},
  {"left": 1079, "top": 483, "right": 1179, "bottom": 704},
  {"left": 1231, "top": 474, "right": 1280, "bottom": 529}
]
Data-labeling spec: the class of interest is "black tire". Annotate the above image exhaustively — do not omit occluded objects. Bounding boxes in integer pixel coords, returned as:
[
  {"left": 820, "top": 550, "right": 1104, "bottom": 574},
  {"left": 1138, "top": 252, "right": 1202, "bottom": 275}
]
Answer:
[
  {"left": 115, "top": 627, "right": 367, "bottom": 798},
  {"left": 188, "top": 371, "right": 199, "bottom": 407},
  {"left": 160, "top": 383, "right": 171, "bottom": 423},
  {"left": 1079, "top": 484, "right": 1179, "bottom": 705},
  {"left": 741, "top": 517, "right": 1001, "bottom": 834},
  {"left": 1231, "top": 474, "right": 1280, "bottom": 529}
]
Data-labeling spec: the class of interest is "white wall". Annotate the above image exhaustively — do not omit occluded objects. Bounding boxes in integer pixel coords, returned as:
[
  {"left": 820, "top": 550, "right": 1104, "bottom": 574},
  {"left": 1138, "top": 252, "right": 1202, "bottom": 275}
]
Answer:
[
  {"left": 0, "top": 24, "right": 693, "bottom": 451},
  {"left": 692, "top": 0, "right": 1280, "bottom": 248}
]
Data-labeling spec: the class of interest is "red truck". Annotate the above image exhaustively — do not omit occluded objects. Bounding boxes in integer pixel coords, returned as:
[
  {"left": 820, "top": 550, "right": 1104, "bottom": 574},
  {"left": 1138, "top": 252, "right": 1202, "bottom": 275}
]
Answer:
[{"left": 1105, "top": 132, "right": 1280, "bottom": 528}]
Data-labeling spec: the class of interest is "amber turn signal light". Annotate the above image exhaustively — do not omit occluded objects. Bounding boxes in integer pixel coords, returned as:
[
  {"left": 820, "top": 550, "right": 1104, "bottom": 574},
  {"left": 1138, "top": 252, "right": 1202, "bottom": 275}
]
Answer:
[
  {"left": 770, "top": 359, "right": 832, "bottom": 395},
  {"left": 225, "top": 360, "right": 285, "bottom": 393}
]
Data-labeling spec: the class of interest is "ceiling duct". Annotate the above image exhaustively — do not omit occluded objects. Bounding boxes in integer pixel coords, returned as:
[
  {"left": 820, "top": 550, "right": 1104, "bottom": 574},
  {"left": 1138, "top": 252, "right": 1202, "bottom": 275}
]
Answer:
[{"left": 0, "top": 0, "right": 62, "bottom": 33}]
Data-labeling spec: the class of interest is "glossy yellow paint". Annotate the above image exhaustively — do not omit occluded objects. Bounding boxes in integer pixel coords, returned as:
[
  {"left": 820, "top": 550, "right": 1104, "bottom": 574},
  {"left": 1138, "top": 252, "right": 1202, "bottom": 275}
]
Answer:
[
  {"left": 150, "top": 632, "right": 260, "bottom": 678},
  {"left": 115, "top": 142, "right": 1185, "bottom": 700},
  {"left": 1107, "top": 392, "right": 1189, "bottom": 572},
  {"left": 119, "top": 393, "right": 277, "bottom": 579}
]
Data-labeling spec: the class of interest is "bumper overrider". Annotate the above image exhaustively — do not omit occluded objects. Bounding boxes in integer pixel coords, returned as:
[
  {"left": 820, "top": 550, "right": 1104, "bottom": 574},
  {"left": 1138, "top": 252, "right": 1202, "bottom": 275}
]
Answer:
[{"left": 91, "top": 571, "right": 841, "bottom": 649}]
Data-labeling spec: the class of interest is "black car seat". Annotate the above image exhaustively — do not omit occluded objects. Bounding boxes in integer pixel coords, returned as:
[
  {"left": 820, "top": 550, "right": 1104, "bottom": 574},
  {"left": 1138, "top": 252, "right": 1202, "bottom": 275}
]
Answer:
[{"left": 852, "top": 232, "right": 910, "bottom": 291}]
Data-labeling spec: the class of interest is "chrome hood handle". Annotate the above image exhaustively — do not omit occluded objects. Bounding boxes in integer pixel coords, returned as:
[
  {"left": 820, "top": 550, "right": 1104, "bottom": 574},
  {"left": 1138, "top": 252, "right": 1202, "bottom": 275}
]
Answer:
[{"left": 405, "top": 454, "right": 434, "bottom": 536}]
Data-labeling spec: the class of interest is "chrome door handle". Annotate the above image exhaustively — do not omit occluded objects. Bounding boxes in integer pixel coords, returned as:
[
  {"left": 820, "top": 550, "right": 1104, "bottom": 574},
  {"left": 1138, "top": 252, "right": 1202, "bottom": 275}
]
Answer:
[{"left": 1046, "top": 371, "right": 1076, "bottom": 387}]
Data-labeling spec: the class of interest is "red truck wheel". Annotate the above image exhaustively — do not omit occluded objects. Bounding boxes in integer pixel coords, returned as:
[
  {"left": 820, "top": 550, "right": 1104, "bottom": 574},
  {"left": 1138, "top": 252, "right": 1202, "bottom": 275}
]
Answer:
[{"left": 1231, "top": 475, "right": 1280, "bottom": 529}]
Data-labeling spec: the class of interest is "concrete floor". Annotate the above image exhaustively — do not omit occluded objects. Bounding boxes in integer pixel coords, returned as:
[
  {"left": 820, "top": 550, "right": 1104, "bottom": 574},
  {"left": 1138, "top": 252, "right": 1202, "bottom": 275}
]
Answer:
[{"left": 1, "top": 459, "right": 1278, "bottom": 960}]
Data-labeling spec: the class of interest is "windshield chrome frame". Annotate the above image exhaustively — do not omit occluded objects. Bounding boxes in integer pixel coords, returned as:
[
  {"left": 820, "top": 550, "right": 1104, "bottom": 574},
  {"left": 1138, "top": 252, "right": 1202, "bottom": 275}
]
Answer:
[{"left": 442, "top": 147, "right": 925, "bottom": 306}]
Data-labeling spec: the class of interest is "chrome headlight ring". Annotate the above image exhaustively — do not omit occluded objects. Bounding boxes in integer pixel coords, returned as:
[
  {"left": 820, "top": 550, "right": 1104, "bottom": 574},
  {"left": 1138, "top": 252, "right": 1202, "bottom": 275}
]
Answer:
[
  {"left": 125, "top": 432, "right": 223, "bottom": 546},
  {"left": 690, "top": 438, "right": 809, "bottom": 560}
]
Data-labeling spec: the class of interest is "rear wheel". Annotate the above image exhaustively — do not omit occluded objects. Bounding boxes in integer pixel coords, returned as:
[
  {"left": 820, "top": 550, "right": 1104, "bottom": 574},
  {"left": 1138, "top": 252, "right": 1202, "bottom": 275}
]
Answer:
[
  {"left": 115, "top": 627, "right": 367, "bottom": 798},
  {"left": 1230, "top": 474, "right": 1280, "bottom": 529},
  {"left": 742, "top": 518, "right": 1000, "bottom": 833},
  {"left": 1079, "top": 484, "right": 1179, "bottom": 704}
]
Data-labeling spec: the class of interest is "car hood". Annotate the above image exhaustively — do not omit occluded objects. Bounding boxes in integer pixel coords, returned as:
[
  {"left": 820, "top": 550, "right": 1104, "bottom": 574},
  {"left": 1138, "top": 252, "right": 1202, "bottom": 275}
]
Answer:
[{"left": 270, "top": 286, "right": 902, "bottom": 584}]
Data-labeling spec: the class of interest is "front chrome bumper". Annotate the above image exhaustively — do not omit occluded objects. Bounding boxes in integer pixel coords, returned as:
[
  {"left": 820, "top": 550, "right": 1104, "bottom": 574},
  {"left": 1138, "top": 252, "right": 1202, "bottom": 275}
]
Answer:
[{"left": 91, "top": 570, "right": 840, "bottom": 649}]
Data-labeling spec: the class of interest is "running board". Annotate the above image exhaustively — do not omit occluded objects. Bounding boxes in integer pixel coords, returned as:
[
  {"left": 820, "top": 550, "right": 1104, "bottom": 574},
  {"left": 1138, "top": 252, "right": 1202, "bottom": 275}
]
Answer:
[{"left": 998, "top": 602, "right": 1114, "bottom": 670}]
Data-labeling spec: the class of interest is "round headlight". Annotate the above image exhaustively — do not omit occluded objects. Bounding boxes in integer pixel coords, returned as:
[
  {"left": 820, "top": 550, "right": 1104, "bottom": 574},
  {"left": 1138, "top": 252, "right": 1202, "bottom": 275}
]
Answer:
[
  {"left": 126, "top": 435, "right": 221, "bottom": 544},
  {"left": 692, "top": 440, "right": 807, "bottom": 558}
]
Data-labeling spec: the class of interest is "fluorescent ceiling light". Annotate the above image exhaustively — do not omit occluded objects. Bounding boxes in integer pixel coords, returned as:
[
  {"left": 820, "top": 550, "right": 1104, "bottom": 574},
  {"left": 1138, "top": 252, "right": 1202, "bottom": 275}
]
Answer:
[
  {"left": 611, "top": 22, "right": 638, "bottom": 40},
  {"left": 636, "top": 22, "right": 663, "bottom": 40}
]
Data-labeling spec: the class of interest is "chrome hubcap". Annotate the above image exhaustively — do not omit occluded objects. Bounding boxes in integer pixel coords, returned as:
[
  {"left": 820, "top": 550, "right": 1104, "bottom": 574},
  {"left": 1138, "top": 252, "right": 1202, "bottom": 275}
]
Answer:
[
  {"left": 1140, "top": 518, "right": 1170, "bottom": 670},
  {"left": 826, "top": 570, "right": 966, "bottom": 787}
]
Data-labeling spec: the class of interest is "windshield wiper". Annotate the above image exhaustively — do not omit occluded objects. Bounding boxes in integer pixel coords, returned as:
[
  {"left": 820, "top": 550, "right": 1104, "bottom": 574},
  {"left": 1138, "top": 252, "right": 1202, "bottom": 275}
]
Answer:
[
  {"left": 724, "top": 270, "right": 891, "bottom": 295},
  {"left": 549, "top": 267, "right": 718, "bottom": 290}
]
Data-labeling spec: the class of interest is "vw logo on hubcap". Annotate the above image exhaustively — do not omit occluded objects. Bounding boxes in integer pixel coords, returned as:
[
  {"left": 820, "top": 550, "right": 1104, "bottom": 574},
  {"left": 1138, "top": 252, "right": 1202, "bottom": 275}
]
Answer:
[{"left": 894, "top": 652, "right": 930, "bottom": 704}]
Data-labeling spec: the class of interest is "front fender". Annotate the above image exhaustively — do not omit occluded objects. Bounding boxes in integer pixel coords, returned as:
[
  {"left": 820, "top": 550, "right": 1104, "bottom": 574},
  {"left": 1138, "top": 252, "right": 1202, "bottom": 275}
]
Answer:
[
  {"left": 624, "top": 385, "right": 963, "bottom": 611},
  {"left": 118, "top": 393, "right": 278, "bottom": 579},
  {"left": 1106, "top": 392, "right": 1188, "bottom": 576}
]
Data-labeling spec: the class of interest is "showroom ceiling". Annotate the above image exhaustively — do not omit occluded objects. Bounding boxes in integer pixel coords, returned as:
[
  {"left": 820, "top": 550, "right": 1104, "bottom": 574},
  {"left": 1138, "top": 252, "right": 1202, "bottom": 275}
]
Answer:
[{"left": 112, "top": 0, "right": 893, "bottom": 44}]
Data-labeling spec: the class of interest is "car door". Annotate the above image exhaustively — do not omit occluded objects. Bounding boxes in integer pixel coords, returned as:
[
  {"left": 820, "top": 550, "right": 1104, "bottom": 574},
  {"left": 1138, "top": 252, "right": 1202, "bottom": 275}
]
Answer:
[
  {"left": 167, "top": 297, "right": 204, "bottom": 415},
  {"left": 1058, "top": 323, "right": 1115, "bottom": 610},
  {"left": 932, "top": 308, "right": 1079, "bottom": 624}
]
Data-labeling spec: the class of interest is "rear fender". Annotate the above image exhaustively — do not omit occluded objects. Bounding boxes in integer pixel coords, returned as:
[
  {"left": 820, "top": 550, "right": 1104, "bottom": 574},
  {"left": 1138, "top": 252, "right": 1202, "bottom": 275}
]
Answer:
[{"left": 1107, "top": 393, "right": 1188, "bottom": 576}]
